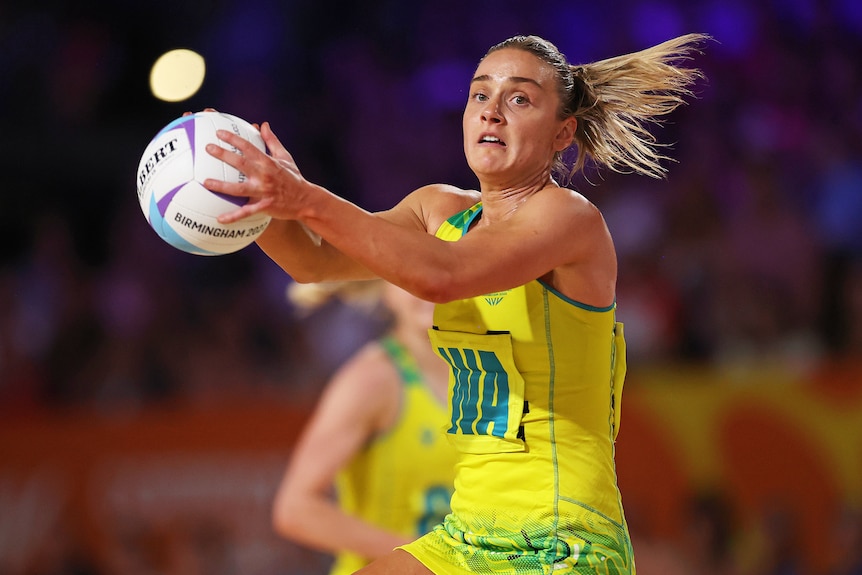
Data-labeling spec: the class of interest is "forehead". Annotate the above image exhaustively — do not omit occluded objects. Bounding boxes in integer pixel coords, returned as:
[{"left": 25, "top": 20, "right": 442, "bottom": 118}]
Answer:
[{"left": 473, "top": 48, "right": 556, "bottom": 86}]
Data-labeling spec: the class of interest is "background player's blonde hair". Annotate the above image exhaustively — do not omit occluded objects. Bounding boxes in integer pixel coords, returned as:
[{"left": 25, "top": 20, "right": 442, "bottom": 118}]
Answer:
[
  {"left": 487, "top": 33, "right": 709, "bottom": 180},
  {"left": 287, "top": 280, "right": 386, "bottom": 316}
]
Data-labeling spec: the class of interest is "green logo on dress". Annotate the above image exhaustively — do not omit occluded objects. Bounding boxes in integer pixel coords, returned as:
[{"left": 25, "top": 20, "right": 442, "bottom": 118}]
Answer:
[{"left": 483, "top": 291, "right": 508, "bottom": 306}]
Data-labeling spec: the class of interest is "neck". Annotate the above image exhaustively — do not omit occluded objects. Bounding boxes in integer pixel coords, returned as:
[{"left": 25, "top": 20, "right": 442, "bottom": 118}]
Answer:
[{"left": 479, "top": 170, "right": 555, "bottom": 222}]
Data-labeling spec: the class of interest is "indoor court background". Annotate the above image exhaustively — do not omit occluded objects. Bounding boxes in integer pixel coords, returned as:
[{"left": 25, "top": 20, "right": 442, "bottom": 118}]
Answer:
[{"left": 1, "top": 1, "right": 861, "bottom": 574}]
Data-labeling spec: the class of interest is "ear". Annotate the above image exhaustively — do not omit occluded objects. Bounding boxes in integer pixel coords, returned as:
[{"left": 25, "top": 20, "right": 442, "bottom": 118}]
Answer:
[{"left": 553, "top": 117, "right": 577, "bottom": 152}]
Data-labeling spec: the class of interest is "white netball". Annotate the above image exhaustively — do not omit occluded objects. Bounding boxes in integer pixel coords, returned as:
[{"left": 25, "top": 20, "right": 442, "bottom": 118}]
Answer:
[{"left": 136, "top": 111, "right": 270, "bottom": 256}]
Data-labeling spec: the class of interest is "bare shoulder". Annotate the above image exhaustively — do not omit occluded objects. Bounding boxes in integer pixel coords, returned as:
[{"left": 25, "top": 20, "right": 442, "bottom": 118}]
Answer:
[
  {"left": 392, "top": 184, "right": 481, "bottom": 234},
  {"left": 322, "top": 340, "right": 402, "bottom": 432},
  {"left": 538, "top": 186, "right": 600, "bottom": 214},
  {"left": 527, "top": 187, "right": 617, "bottom": 306},
  {"left": 331, "top": 341, "right": 401, "bottom": 396},
  {"left": 552, "top": 187, "right": 612, "bottom": 248},
  {"left": 515, "top": 185, "right": 615, "bottom": 272},
  {"left": 517, "top": 186, "right": 607, "bottom": 233}
]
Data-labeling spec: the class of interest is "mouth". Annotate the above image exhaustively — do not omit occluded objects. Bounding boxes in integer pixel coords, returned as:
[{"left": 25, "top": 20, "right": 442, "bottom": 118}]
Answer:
[{"left": 479, "top": 135, "right": 505, "bottom": 146}]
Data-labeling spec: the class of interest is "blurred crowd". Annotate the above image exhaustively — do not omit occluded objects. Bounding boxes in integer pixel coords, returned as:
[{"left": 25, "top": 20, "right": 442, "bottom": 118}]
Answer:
[{"left": 2, "top": 0, "right": 861, "bottom": 411}]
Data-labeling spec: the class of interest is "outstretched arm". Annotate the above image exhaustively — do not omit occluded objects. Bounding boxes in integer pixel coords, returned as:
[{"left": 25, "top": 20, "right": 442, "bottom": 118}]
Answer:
[
  {"left": 272, "top": 342, "right": 410, "bottom": 559},
  {"left": 206, "top": 123, "right": 615, "bottom": 306},
  {"left": 209, "top": 121, "right": 436, "bottom": 283},
  {"left": 254, "top": 217, "right": 373, "bottom": 283},
  {"left": 204, "top": 122, "right": 479, "bottom": 293}
]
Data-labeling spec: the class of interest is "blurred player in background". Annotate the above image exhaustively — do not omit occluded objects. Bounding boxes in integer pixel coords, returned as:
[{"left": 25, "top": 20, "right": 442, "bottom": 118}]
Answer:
[{"left": 272, "top": 280, "right": 455, "bottom": 575}]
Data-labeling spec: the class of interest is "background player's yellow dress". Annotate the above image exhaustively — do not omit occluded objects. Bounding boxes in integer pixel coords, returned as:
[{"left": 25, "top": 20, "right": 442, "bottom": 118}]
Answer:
[
  {"left": 330, "top": 336, "right": 457, "bottom": 575},
  {"left": 402, "top": 204, "right": 632, "bottom": 575}
]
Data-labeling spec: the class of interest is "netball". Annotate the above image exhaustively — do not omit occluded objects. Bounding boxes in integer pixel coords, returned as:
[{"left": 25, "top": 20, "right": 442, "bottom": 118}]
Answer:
[{"left": 135, "top": 111, "right": 270, "bottom": 256}]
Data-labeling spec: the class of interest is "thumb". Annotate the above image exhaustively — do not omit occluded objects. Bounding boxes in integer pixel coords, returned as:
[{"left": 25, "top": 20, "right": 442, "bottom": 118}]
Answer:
[{"left": 261, "top": 121, "right": 294, "bottom": 162}]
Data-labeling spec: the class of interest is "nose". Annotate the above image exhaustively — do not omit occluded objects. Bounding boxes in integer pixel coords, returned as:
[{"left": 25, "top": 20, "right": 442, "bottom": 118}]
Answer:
[{"left": 481, "top": 99, "right": 503, "bottom": 124}]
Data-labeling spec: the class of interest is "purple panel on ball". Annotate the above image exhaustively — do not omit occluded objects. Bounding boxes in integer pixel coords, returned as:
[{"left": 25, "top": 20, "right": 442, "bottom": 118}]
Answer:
[
  {"left": 212, "top": 190, "right": 249, "bottom": 207},
  {"left": 158, "top": 184, "right": 184, "bottom": 217},
  {"left": 185, "top": 119, "right": 197, "bottom": 163}
]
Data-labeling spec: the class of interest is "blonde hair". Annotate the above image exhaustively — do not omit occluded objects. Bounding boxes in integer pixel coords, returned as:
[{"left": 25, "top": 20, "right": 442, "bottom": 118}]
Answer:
[
  {"left": 486, "top": 33, "right": 709, "bottom": 180},
  {"left": 287, "top": 280, "right": 385, "bottom": 315}
]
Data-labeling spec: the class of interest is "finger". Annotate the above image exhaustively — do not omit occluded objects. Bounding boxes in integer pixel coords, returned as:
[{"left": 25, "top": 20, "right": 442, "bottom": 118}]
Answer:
[
  {"left": 184, "top": 108, "right": 216, "bottom": 117},
  {"left": 214, "top": 128, "right": 266, "bottom": 158},
  {"left": 205, "top": 142, "right": 249, "bottom": 174},
  {"left": 217, "top": 201, "right": 268, "bottom": 224},
  {"left": 260, "top": 122, "right": 294, "bottom": 163},
  {"left": 203, "top": 176, "right": 248, "bottom": 197},
  {"left": 207, "top": 131, "right": 269, "bottom": 175}
]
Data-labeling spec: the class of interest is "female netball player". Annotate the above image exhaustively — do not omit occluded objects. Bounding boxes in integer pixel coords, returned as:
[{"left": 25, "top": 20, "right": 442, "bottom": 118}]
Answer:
[
  {"left": 272, "top": 281, "right": 455, "bottom": 574},
  {"left": 205, "top": 33, "right": 707, "bottom": 575}
]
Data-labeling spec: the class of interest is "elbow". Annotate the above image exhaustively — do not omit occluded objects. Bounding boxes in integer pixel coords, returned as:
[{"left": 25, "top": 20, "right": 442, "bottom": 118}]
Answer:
[
  {"left": 408, "top": 273, "right": 462, "bottom": 304},
  {"left": 271, "top": 493, "right": 305, "bottom": 541},
  {"left": 416, "top": 288, "right": 454, "bottom": 305}
]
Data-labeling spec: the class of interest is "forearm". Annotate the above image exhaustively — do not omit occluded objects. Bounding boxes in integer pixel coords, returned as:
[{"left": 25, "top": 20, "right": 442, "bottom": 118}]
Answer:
[
  {"left": 273, "top": 495, "right": 410, "bottom": 559},
  {"left": 297, "top": 190, "right": 453, "bottom": 302},
  {"left": 206, "top": 126, "right": 461, "bottom": 292},
  {"left": 255, "top": 217, "right": 376, "bottom": 283}
]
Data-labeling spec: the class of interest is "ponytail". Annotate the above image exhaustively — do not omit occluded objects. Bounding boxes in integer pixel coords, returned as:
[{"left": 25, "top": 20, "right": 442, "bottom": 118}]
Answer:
[
  {"left": 486, "top": 33, "right": 709, "bottom": 180},
  {"left": 569, "top": 34, "right": 708, "bottom": 179}
]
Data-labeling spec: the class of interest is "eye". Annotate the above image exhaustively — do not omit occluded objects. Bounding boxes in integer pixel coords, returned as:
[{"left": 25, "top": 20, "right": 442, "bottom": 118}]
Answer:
[
  {"left": 512, "top": 94, "right": 529, "bottom": 105},
  {"left": 471, "top": 91, "right": 489, "bottom": 103}
]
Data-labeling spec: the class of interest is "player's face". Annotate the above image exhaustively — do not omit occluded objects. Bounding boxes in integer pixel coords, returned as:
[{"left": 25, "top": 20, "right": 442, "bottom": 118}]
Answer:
[{"left": 463, "top": 48, "right": 574, "bottom": 186}]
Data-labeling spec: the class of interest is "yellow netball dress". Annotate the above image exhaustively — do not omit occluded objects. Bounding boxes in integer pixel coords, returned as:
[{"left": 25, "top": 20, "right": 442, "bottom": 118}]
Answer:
[
  {"left": 401, "top": 203, "right": 633, "bottom": 575},
  {"left": 329, "top": 336, "right": 456, "bottom": 575}
]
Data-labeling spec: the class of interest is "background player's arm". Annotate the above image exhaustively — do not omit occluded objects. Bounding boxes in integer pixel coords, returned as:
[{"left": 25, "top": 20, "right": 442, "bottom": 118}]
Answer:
[{"left": 272, "top": 343, "right": 410, "bottom": 559}]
